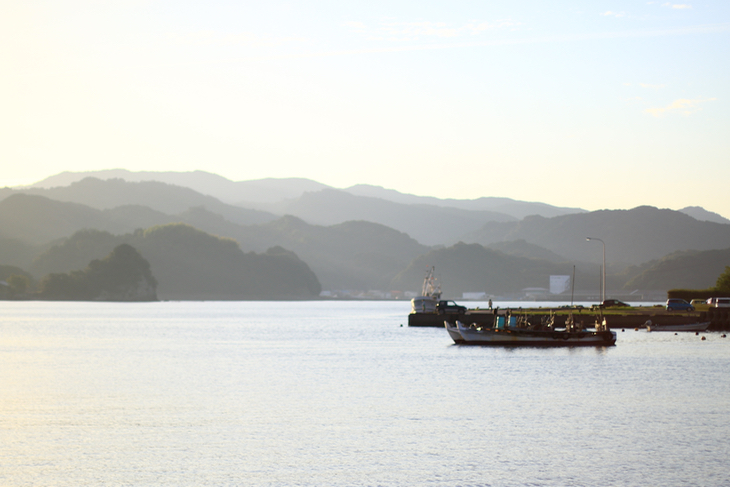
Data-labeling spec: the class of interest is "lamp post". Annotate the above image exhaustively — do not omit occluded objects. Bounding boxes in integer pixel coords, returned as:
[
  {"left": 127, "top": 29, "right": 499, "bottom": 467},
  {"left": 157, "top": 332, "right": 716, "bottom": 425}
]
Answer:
[{"left": 586, "top": 237, "right": 606, "bottom": 303}]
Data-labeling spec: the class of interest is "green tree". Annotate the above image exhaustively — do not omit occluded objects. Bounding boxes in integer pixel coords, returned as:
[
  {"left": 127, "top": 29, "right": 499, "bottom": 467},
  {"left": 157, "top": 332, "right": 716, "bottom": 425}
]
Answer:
[
  {"left": 7, "top": 274, "right": 30, "bottom": 294},
  {"left": 716, "top": 266, "right": 730, "bottom": 292},
  {"left": 38, "top": 244, "right": 157, "bottom": 301},
  {"left": 38, "top": 271, "right": 89, "bottom": 300}
]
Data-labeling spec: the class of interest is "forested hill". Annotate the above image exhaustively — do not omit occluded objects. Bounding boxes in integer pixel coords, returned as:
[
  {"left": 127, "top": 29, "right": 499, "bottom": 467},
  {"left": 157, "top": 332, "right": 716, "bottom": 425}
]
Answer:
[
  {"left": 38, "top": 244, "right": 158, "bottom": 301},
  {"left": 390, "top": 242, "right": 596, "bottom": 297},
  {"left": 255, "top": 188, "right": 517, "bottom": 246},
  {"left": 4, "top": 174, "right": 730, "bottom": 296},
  {"left": 0, "top": 192, "right": 428, "bottom": 292},
  {"left": 462, "top": 206, "right": 730, "bottom": 266},
  {"left": 0, "top": 193, "right": 128, "bottom": 244},
  {"left": 624, "top": 248, "right": 730, "bottom": 291},
  {"left": 31, "top": 225, "right": 322, "bottom": 300}
]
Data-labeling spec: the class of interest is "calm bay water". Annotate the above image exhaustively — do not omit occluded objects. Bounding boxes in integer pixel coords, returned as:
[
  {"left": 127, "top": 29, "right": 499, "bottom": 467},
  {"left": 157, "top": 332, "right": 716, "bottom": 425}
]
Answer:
[{"left": 1, "top": 300, "right": 729, "bottom": 486}]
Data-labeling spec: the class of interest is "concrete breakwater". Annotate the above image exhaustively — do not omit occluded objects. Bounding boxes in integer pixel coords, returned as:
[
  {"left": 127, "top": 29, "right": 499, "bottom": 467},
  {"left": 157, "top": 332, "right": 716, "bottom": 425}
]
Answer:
[
  {"left": 705, "top": 308, "right": 730, "bottom": 330},
  {"left": 409, "top": 307, "right": 730, "bottom": 331}
]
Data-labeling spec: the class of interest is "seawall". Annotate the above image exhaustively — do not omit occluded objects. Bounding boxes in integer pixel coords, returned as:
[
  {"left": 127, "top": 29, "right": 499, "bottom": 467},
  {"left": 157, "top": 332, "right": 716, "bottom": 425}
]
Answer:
[{"left": 409, "top": 307, "right": 730, "bottom": 331}]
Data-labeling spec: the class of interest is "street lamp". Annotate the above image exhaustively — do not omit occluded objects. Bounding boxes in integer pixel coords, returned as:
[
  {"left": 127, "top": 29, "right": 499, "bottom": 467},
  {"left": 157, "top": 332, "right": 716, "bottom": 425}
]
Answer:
[{"left": 586, "top": 237, "right": 606, "bottom": 303}]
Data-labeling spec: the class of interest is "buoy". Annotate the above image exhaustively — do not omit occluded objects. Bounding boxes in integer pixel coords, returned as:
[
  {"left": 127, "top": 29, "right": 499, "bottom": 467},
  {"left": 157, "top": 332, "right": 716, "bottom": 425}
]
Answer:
[
  {"left": 634, "top": 328, "right": 638, "bottom": 331},
  {"left": 622, "top": 329, "right": 625, "bottom": 332},
  {"left": 721, "top": 334, "right": 726, "bottom": 338},
  {"left": 701, "top": 336, "right": 706, "bottom": 341}
]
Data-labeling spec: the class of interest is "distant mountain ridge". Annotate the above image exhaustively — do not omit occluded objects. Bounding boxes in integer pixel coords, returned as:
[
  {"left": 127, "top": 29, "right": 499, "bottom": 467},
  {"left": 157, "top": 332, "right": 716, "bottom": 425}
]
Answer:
[
  {"left": 23, "top": 169, "right": 588, "bottom": 221},
  {"left": 679, "top": 206, "right": 730, "bottom": 225},
  {"left": 256, "top": 188, "right": 517, "bottom": 246},
  {"left": 27, "top": 169, "right": 330, "bottom": 204},
  {"left": 11, "top": 174, "right": 539, "bottom": 246},
  {"left": 345, "top": 184, "right": 585, "bottom": 219},
  {"left": 25, "top": 170, "right": 729, "bottom": 224},
  {"left": 4, "top": 170, "right": 730, "bottom": 296},
  {"left": 7, "top": 177, "right": 276, "bottom": 226},
  {"left": 0, "top": 193, "right": 144, "bottom": 244}
]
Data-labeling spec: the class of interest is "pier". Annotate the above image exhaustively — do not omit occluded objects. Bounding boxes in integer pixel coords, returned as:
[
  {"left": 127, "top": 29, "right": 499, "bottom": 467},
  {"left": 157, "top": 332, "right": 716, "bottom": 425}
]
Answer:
[{"left": 409, "top": 306, "right": 730, "bottom": 331}]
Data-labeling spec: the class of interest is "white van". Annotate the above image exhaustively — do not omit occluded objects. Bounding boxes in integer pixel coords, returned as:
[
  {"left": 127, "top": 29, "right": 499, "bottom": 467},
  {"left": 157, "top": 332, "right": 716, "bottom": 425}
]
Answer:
[{"left": 707, "top": 297, "right": 730, "bottom": 308}]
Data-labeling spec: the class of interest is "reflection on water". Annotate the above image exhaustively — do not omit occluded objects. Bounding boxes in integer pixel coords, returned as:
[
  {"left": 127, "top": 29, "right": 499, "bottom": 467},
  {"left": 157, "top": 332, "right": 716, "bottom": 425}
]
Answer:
[{"left": 1, "top": 301, "right": 729, "bottom": 486}]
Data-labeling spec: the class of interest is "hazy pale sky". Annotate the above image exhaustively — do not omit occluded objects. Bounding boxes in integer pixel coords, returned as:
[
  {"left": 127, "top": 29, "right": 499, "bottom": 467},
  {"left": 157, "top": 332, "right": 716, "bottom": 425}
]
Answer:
[{"left": 2, "top": 1, "right": 729, "bottom": 216}]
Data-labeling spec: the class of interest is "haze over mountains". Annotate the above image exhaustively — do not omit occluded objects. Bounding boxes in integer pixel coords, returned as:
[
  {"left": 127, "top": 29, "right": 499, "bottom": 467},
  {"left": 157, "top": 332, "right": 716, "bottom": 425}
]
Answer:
[
  {"left": 29, "top": 170, "right": 330, "bottom": 205},
  {"left": 21, "top": 170, "right": 582, "bottom": 246},
  {"left": 2, "top": 170, "right": 730, "bottom": 300},
  {"left": 26, "top": 169, "right": 730, "bottom": 224}
]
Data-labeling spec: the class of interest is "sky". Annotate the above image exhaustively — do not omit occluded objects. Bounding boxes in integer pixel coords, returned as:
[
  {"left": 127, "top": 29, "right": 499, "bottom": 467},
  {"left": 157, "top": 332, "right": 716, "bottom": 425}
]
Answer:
[{"left": 2, "top": 1, "right": 729, "bottom": 216}]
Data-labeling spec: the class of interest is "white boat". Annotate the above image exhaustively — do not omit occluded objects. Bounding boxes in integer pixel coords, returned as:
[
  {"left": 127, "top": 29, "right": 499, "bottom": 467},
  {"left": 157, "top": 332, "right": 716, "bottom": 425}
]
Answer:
[
  {"left": 410, "top": 266, "right": 441, "bottom": 314},
  {"left": 444, "top": 320, "right": 464, "bottom": 343},
  {"left": 645, "top": 320, "right": 711, "bottom": 332},
  {"left": 445, "top": 320, "right": 617, "bottom": 347}
]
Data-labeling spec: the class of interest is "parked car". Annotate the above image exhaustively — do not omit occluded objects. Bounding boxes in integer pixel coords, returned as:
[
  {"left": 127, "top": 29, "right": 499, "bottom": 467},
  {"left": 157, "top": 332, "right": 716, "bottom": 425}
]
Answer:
[
  {"left": 436, "top": 300, "right": 467, "bottom": 315},
  {"left": 690, "top": 299, "right": 709, "bottom": 309},
  {"left": 666, "top": 298, "right": 694, "bottom": 312},
  {"left": 708, "top": 297, "right": 730, "bottom": 308},
  {"left": 602, "top": 299, "right": 630, "bottom": 308}
]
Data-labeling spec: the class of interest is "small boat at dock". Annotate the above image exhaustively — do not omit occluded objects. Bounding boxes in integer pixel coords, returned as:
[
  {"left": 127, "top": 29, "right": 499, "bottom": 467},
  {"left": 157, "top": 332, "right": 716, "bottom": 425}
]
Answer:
[
  {"left": 445, "top": 320, "right": 465, "bottom": 344},
  {"left": 410, "top": 266, "right": 441, "bottom": 314},
  {"left": 445, "top": 319, "right": 617, "bottom": 347},
  {"left": 645, "top": 320, "right": 711, "bottom": 332}
]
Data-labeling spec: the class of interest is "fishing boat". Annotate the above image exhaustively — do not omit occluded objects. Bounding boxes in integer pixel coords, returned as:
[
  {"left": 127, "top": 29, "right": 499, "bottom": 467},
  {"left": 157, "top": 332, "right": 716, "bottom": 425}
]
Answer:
[
  {"left": 645, "top": 320, "right": 711, "bottom": 332},
  {"left": 444, "top": 320, "right": 465, "bottom": 344},
  {"left": 410, "top": 266, "right": 441, "bottom": 314},
  {"left": 445, "top": 318, "right": 617, "bottom": 347}
]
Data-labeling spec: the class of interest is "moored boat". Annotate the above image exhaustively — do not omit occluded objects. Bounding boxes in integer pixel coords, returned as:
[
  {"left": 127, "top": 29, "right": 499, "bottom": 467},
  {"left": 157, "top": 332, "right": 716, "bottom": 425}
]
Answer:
[
  {"left": 645, "top": 320, "right": 711, "bottom": 332},
  {"left": 410, "top": 266, "right": 441, "bottom": 314},
  {"left": 444, "top": 320, "right": 464, "bottom": 344},
  {"left": 445, "top": 320, "right": 617, "bottom": 347}
]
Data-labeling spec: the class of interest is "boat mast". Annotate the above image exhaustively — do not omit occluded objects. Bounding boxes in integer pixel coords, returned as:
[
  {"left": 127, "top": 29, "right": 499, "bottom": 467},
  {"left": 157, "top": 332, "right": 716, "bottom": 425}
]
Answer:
[{"left": 422, "top": 266, "right": 441, "bottom": 299}]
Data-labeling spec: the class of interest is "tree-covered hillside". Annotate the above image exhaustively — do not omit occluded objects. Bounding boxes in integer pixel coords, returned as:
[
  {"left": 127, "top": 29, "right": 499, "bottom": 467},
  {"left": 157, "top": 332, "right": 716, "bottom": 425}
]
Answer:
[
  {"left": 5, "top": 176, "right": 730, "bottom": 297},
  {"left": 38, "top": 244, "right": 157, "bottom": 301},
  {"left": 29, "top": 224, "right": 322, "bottom": 300},
  {"left": 0, "top": 265, "right": 34, "bottom": 299},
  {"left": 389, "top": 242, "right": 598, "bottom": 297},
  {"left": 0, "top": 194, "right": 115, "bottom": 244},
  {"left": 624, "top": 248, "right": 730, "bottom": 291},
  {"left": 484, "top": 239, "right": 569, "bottom": 263},
  {"left": 251, "top": 216, "right": 429, "bottom": 290},
  {"left": 0, "top": 237, "right": 38, "bottom": 269},
  {"left": 463, "top": 206, "right": 730, "bottom": 266},
  {"left": 0, "top": 193, "right": 426, "bottom": 292},
  {"left": 170, "top": 210, "right": 430, "bottom": 290},
  {"left": 261, "top": 188, "right": 516, "bottom": 246}
]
